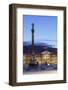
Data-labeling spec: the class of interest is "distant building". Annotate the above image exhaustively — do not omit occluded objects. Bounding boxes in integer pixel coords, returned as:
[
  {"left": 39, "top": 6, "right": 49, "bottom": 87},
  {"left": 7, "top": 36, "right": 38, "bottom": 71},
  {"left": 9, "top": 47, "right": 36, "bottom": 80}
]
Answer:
[{"left": 23, "top": 48, "right": 57, "bottom": 65}]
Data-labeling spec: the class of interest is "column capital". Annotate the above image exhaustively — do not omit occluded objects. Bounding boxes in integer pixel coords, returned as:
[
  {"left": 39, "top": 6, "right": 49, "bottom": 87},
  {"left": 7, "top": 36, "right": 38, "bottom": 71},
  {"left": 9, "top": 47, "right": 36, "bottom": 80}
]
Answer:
[{"left": 32, "top": 23, "right": 34, "bottom": 30}]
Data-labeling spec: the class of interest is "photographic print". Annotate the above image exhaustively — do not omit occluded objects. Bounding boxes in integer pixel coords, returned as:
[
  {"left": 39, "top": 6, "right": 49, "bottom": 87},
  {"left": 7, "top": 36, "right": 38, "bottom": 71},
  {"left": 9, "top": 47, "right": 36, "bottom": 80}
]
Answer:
[
  {"left": 9, "top": 4, "right": 66, "bottom": 86},
  {"left": 23, "top": 15, "right": 57, "bottom": 74}
]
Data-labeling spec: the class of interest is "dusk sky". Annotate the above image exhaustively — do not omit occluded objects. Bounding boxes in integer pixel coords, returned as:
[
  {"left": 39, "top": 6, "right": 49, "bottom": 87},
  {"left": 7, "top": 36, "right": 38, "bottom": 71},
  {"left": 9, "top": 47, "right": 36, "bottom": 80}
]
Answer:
[{"left": 23, "top": 15, "right": 57, "bottom": 47}]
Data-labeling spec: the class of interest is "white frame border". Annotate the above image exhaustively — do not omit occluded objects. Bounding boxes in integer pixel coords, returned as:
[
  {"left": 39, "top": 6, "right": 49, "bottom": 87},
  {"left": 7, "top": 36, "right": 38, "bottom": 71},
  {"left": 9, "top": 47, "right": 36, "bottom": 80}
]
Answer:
[{"left": 16, "top": 8, "right": 64, "bottom": 82}]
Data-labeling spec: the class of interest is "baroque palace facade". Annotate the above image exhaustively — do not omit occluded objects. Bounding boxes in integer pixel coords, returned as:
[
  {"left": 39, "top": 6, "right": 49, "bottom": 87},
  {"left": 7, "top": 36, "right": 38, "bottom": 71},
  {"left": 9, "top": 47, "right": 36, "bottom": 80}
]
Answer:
[{"left": 23, "top": 50, "right": 57, "bottom": 65}]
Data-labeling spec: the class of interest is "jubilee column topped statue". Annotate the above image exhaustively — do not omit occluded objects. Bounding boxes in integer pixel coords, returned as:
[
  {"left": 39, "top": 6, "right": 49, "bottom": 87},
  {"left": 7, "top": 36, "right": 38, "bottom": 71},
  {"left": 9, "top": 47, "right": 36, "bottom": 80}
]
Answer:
[{"left": 29, "top": 23, "right": 38, "bottom": 67}]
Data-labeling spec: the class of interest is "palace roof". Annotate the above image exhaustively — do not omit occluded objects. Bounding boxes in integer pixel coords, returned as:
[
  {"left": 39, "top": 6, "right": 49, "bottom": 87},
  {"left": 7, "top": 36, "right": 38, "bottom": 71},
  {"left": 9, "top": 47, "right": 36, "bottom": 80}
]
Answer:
[{"left": 23, "top": 43, "right": 57, "bottom": 55}]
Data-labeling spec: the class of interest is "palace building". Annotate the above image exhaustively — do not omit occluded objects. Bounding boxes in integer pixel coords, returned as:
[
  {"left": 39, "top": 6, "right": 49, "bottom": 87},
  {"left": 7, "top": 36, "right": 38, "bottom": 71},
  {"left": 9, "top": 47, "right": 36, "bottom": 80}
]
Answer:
[{"left": 23, "top": 45, "right": 57, "bottom": 66}]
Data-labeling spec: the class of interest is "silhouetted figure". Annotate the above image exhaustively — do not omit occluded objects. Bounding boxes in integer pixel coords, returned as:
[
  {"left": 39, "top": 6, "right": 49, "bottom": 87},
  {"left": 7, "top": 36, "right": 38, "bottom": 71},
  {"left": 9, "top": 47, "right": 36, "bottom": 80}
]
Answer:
[{"left": 45, "top": 62, "right": 48, "bottom": 66}]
